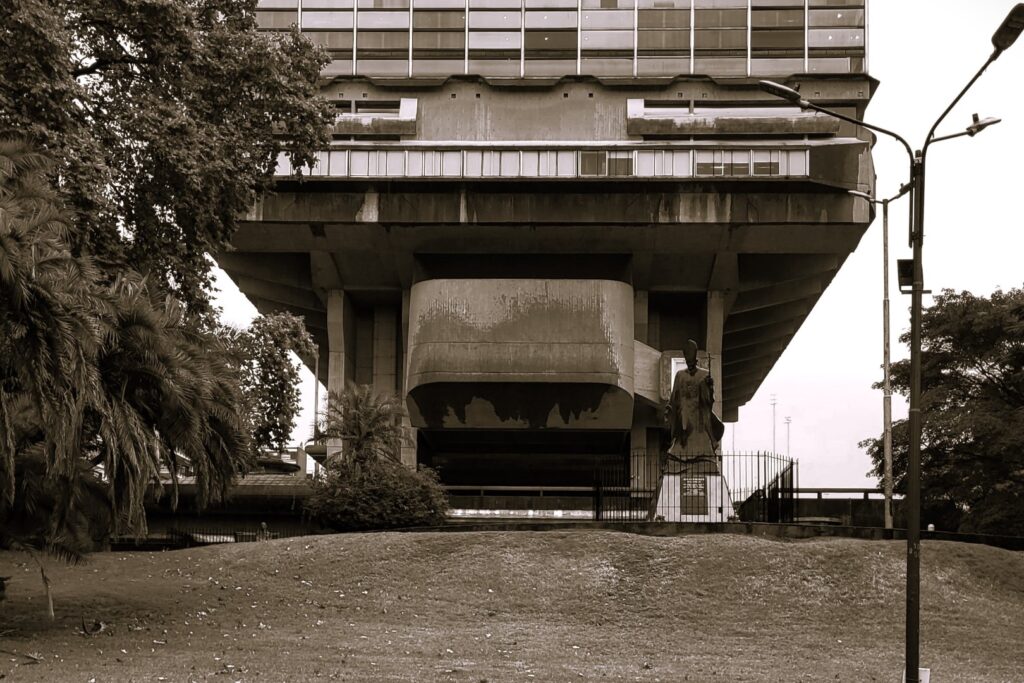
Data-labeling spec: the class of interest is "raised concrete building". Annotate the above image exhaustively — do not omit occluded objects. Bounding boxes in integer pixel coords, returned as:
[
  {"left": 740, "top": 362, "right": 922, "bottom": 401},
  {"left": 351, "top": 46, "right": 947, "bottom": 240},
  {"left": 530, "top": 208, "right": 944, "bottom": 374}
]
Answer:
[{"left": 221, "top": 0, "right": 874, "bottom": 495}]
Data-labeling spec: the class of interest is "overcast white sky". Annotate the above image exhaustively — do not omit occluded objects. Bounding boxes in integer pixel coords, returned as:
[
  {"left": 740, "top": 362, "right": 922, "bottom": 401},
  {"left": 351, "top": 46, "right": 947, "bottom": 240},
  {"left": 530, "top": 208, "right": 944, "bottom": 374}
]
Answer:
[{"left": 213, "top": 1, "right": 1024, "bottom": 487}]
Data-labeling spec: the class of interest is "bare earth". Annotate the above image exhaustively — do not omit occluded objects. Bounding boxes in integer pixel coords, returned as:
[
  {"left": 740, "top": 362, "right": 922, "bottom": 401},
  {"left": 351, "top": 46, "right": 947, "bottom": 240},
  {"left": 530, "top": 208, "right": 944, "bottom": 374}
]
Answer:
[{"left": 1, "top": 530, "right": 1022, "bottom": 682}]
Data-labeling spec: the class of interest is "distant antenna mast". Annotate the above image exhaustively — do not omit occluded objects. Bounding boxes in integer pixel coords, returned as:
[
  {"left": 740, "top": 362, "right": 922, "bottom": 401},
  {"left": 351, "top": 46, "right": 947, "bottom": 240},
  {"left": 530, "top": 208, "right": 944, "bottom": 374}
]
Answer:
[
  {"left": 785, "top": 416, "right": 792, "bottom": 458},
  {"left": 770, "top": 394, "right": 778, "bottom": 454}
]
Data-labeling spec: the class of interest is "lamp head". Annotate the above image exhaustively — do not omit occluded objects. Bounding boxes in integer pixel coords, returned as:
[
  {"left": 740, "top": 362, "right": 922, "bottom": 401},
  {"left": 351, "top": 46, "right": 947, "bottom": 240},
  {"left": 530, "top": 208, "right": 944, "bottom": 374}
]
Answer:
[
  {"left": 966, "top": 113, "right": 1002, "bottom": 136},
  {"left": 758, "top": 80, "right": 807, "bottom": 106},
  {"left": 992, "top": 3, "right": 1024, "bottom": 53}
]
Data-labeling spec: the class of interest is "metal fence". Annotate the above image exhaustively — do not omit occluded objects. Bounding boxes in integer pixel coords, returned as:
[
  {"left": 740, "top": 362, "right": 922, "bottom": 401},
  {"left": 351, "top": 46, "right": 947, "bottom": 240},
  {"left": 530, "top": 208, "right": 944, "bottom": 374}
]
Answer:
[{"left": 594, "top": 452, "right": 798, "bottom": 523}]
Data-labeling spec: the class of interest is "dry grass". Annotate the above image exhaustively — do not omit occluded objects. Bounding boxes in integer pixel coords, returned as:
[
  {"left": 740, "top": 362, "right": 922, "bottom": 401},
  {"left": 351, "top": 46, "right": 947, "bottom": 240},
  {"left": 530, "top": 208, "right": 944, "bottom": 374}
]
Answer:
[{"left": 1, "top": 530, "right": 1022, "bottom": 682}]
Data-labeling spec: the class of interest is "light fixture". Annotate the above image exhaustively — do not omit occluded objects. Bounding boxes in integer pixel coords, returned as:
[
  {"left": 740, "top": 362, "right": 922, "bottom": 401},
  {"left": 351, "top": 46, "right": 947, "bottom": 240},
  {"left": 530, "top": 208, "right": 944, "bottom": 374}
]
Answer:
[
  {"left": 757, "top": 80, "right": 806, "bottom": 106},
  {"left": 992, "top": 3, "right": 1024, "bottom": 53},
  {"left": 966, "top": 113, "right": 1002, "bottom": 136},
  {"left": 897, "top": 259, "right": 914, "bottom": 294}
]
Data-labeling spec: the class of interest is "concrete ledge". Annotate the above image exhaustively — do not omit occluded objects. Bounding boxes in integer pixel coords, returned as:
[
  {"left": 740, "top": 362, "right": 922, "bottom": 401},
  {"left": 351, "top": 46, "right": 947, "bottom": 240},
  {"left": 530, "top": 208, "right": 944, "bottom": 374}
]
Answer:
[{"left": 392, "top": 520, "right": 1024, "bottom": 552}]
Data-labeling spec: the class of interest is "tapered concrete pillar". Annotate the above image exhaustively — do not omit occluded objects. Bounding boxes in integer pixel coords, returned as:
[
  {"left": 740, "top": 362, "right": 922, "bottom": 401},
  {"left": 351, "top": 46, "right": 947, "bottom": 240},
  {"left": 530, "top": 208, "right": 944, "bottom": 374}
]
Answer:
[
  {"left": 707, "top": 291, "right": 725, "bottom": 419},
  {"left": 399, "top": 290, "right": 417, "bottom": 469},
  {"left": 634, "top": 290, "right": 648, "bottom": 344},
  {"left": 372, "top": 305, "right": 397, "bottom": 393},
  {"left": 326, "top": 290, "right": 353, "bottom": 459}
]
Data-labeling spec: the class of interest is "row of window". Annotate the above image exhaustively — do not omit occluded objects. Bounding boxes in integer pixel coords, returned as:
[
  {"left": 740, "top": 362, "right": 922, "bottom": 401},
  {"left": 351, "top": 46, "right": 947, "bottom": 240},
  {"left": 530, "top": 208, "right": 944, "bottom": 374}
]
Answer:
[
  {"left": 256, "top": 0, "right": 864, "bottom": 77},
  {"left": 274, "top": 147, "right": 809, "bottom": 178}
]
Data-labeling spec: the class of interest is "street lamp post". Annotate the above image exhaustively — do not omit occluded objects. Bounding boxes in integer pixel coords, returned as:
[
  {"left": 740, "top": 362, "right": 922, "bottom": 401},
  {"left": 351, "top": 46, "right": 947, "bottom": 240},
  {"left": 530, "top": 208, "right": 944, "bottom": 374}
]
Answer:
[
  {"left": 759, "top": 7, "right": 1024, "bottom": 681},
  {"left": 850, "top": 185, "right": 910, "bottom": 531}
]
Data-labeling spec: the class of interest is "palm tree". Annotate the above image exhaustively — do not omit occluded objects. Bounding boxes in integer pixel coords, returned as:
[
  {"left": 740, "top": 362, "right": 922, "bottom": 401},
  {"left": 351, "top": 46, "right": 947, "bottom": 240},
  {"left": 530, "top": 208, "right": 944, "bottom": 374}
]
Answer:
[
  {"left": 320, "top": 383, "right": 407, "bottom": 465},
  {"left": 1, "top": 136, "right": 251, "bottom": 616}
]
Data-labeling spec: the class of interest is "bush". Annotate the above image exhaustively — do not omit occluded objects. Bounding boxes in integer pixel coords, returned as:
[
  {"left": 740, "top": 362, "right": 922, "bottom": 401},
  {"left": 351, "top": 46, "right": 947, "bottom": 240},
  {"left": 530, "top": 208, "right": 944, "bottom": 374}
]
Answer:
[{"left": 306, "top": 458, "right": 448, "bottom": 532}]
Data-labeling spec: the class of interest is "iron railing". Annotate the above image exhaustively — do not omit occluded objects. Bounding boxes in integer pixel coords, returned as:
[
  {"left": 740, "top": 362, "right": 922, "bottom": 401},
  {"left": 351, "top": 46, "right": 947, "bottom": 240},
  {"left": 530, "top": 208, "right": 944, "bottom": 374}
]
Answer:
[{"left": 594, "top": 452, "right": 798, "bottom": 523}]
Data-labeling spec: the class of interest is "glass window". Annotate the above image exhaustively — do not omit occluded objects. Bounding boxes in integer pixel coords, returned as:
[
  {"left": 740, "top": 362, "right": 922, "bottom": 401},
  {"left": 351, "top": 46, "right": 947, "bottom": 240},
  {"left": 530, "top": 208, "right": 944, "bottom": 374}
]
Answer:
[
  {"left": 468, "top": 31, "right": 522, "bottom": 48},
  {"left": 581, "top": 10, "right": 634, "bottom": 29},
  {"left": 302, "top": 11, "right": 355, "bottom": 29},
  {"left": 304, "top": 0, "right": 354, "bottom": 7},
  {"left": 258, "top": 0, "right": 298, "bottom": 7},
  {"left": 350, "top": 150, "right": 370, "bottom": 176},
  {"left": 580, "top": 150, "right": 607, "bottom": 176},
  {"left": 787, "top": 149, "right": 807, "bottom": 176},
  {"left": 329, "top": 150, "right": 349, "bottom": 175},
  {"left": 357, "top": 11, "right": 411, "bottom": 28},
  {"left": 442, "top": 151, "right": 463, "bottom": 177},
  {"left": 414, "top": 0, "right": 464, "bottom": 7},
  {"left": 469, "top": 11, "right": 522, "bottom": 28},
  {"left": 581, "top": 30, "right": 634, "bottom": 49},
  {"left": 608, "top": 151, "right": 633, "bottom": 177},
  {"left": 556, "top": 150, "right": 577, "bottom": 176},
  {"left": 671, "top": 150, "right": 691, "bottom": 176},
  {"left": 726, "top": 150, "right": 749, "bottom": 176},
  {"left": 524, "top": 10, "right": 577, "bottom": 28},
  {"left": 499, "top": 151, "right": 520, "bottom": 176},
  {"left": 752, "top": 150, "right": 775, "bottom": 176}
]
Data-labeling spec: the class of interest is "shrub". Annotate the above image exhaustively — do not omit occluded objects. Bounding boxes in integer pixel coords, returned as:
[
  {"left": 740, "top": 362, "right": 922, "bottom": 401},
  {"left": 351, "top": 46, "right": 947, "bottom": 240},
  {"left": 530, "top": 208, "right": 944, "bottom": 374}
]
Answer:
[
  {"left": 306, "top": 458, "right": 448, "bottom": 531},
  {"left": 304, "top": 384, "right": 448, "bottom": 531}
]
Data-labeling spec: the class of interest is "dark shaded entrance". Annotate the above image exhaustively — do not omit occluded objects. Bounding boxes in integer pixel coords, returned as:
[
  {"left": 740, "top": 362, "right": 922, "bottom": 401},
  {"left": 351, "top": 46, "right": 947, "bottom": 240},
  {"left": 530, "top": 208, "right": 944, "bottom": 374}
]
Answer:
[{"left": 418, "top": 429, "right": 629, "bottom": 512}]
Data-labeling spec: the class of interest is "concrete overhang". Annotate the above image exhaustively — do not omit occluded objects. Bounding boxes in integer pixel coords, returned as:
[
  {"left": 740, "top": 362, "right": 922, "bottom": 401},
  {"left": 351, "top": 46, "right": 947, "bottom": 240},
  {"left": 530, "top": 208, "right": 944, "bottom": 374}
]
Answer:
[
  {"left": 331, "top": 98, "right": 418, "bottom": 136},
  {"left": 626, "top": 99, "right": 841, "bottom": 137}
]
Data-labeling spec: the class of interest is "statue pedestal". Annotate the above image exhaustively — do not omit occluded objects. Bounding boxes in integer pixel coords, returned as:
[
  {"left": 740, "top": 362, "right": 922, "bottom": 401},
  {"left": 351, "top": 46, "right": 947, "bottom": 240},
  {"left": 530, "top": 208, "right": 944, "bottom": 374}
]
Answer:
[{"left": 652, "top": 459, "right": 734, "bottom": 522}]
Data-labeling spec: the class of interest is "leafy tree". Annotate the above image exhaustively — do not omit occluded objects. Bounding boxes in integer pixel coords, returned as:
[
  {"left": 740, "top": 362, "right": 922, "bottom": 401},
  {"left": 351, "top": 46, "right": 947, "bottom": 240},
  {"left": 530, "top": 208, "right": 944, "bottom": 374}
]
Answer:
[
  {"left": 861, "top": 288, "right": 1024, "bottom": 535},
  {"left": 230, "top": 311, "right": 316, "bottom": 453},
  {"left": 305, "top": 385, "right": 448, "bottom": 531},
  {"left": 0, "top": 0, "right": 334, "bottom": 316},
  {"left": 1, "top": 138, "right": 251, "bottom": 613}
]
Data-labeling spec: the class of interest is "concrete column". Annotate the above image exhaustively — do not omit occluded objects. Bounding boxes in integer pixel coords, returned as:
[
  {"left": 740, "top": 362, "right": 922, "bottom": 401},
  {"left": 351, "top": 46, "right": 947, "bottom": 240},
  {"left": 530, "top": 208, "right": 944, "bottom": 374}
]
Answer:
[
  {"left": 399, "top": 289, "right": 417, "bottom": 469},
  {"left": 706, "top": 291, "right": 725, "bottom": 419},
  {"left": 634, "top": 290, "right": 648, "bottom": 344},
  {"left": 326, "top": 290, "right": 353, "bottom": 460},
  {"left": 372, "top": 305, "right": 397, "bottom": 393}
]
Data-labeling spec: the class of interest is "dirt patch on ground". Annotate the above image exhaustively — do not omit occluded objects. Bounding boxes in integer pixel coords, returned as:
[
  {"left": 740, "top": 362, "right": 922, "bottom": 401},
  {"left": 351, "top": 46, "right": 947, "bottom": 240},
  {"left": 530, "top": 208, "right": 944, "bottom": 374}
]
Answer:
[{"left": 1, "top": 530, "right": 1022, "bottom": 681}]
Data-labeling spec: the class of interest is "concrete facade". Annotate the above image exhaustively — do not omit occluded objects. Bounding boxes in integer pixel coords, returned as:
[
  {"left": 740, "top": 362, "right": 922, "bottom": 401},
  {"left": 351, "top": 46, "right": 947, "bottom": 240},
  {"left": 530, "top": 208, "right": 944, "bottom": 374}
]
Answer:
[{"left": 222, "top": 0, "right": 875, "bottom": 490}]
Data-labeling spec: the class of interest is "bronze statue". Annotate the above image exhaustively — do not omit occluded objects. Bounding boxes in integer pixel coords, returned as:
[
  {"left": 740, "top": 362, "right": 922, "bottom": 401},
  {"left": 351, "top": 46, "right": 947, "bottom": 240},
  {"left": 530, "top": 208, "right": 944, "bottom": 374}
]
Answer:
[{"left": 665, "top": 339, "right": 723, "bottom": 459}]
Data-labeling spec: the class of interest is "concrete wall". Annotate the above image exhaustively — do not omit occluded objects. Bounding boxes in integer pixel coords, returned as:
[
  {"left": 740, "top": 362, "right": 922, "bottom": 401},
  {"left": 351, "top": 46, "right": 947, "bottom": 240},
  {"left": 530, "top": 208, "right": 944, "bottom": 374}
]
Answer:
[{"left": 406, "top": 278, "right": 635, "bottom": 429}]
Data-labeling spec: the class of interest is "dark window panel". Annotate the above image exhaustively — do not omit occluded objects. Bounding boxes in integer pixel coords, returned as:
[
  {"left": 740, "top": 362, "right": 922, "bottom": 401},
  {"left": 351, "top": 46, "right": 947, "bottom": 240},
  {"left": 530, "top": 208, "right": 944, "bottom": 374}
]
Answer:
[
  {"left": 356, "top": 31, "right": 412, "bottom": 49},
  {"left": 751, "top": 29, "right": 803, "bottom": 49},
  {"left": 751, "top": 9, "right": 804, "bottom": 28},
  {"left": 694, "top": 8, "right": 746, "bottom": 28},
  {"left": 694, "top": 28, "right": 747, "bottom": 50},
  {"left": 524, "top": 31, "right": 578, "bottom": 51},
  {"left": 358, "top": 0, "right": 410, "bottom": 7},
  {"left": 413, "top": 11, "right": 466, "bottom": 29},
  {"left": 638, "top": 30, "right": 690, "bottom": 50},
  {"left": 413, "top": 31, "right": 466, "bottom": 49},
  {"left": 637, "top": 9, "right": 691, "bottom": 29}
]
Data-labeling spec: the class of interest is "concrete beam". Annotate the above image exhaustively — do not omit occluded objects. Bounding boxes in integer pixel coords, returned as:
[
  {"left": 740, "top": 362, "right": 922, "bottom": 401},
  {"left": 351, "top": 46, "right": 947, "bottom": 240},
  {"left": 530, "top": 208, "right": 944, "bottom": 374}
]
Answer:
[
  {"left": 310, "top": 251, "right": 344, "bottom": 303},
  {"left": 724, "top": 320, "right": 801, "bottom": 350},
  {"left": 738, "top": 255, "right": 840, "bottom": 291},
  {"left": 233, "top": 275, "right": 324, "bottom": 313},
  {"left": 720, "top": 356, "right": 774, "bottom": 379},
  {"left": 731, "top": 276, "right": 826, "bottom": 315},
  {"left": 723, "top": 338, "right": 788, "bottom": 366},
  {"left": 217, "top": 251, "right": 313, "bottom": 291},
  {"left": 724, "top": 297, "right": 817, "bottom": 334},
  {"left": 707, "top": 291, "right": 725, "bottom": 417},
  {"left": 248, "top": 296, "right": 327, "bottom": 331}
]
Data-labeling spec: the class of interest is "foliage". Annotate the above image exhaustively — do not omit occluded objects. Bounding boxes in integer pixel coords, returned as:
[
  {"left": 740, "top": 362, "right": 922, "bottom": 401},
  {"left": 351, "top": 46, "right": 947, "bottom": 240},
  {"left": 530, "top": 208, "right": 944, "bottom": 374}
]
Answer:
[
  {"left": 861, "top": 288, "right": 1024, "bottom": 535},
  {"left": 305, "top": 385, "right": 448, "bottom": 531},
  {"left": 320, "top": 385, "right": 407, "bottom": 466},
  {"left": 1, "top": 137, "right": 251, "bottom": 559},
  {"left": 0, "top": 0, "right": 334, "bottom": 317},
  {"left": 305, "top": 457, "right": 448, "bottom": 532},
  {"left": 229, "top": 312, "right": 316, "bottom": 453}
]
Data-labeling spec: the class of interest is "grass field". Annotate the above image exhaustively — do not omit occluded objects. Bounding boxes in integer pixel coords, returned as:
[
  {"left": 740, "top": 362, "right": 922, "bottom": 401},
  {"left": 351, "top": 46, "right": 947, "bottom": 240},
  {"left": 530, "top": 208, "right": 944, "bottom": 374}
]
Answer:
[{"left": 1, "top": 530, "right": 1022, "bottom": 682}]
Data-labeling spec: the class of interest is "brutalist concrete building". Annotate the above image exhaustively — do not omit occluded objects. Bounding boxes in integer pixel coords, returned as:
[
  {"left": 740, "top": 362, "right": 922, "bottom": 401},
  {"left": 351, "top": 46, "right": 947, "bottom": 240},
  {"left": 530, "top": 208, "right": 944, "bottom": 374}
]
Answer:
[{"left": 220, "top": 0, "right": 874, "bottom": 497}]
